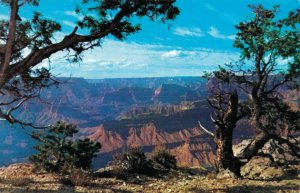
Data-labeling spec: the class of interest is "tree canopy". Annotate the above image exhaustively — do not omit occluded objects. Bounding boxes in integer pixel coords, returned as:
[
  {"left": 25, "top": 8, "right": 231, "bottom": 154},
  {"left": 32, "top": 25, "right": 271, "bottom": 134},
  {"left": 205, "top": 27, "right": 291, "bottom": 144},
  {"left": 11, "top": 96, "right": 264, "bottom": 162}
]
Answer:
[
  {"left": 0, "top": 0, "right": 179, "bottom": 127},
  {"left": 200, "top": 5, "right": 300, "bottom": 176}
]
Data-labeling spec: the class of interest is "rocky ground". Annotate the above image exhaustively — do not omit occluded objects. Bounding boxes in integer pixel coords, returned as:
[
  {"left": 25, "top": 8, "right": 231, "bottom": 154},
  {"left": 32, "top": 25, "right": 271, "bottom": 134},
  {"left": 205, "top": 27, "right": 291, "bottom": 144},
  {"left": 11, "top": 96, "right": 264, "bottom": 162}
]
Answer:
[{"left": 0, "top": 162, "right": 299, "bottom": 193}]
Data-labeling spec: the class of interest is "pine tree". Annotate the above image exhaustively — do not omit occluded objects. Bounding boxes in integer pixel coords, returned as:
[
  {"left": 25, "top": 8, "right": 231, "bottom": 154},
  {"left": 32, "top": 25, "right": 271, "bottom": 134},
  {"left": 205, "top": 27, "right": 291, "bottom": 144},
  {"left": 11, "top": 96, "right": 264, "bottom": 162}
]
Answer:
[
  {"left": 30, "top": 121, "right": 101, "bottom": 173},
  {"left": 200, "top": 5, "right": 300, "bottom": 176}
]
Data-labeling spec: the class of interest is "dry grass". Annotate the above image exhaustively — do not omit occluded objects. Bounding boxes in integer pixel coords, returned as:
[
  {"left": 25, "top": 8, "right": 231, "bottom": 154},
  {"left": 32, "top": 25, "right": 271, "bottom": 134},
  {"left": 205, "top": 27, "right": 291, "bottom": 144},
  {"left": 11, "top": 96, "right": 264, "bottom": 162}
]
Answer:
[
  {"left": 0, "top": 163, "right": 299, "bottom": 193},
  {"left": 60, "top": 168, "right": 91, "bottom": 187},
  {"left": 179, "top": 177, "right": 300, "bottom": 193},
  {"left": 206, "top": 171, "right": 217, "bottom": 180},
  {"left": 1, "top": 175, "right": 33, "bottom": 186},
  {"left": 70, "top": 168, "right": 91, "bottom": 187},
  {"left": 0, "top": 164, "right": 34, "bottom": 187}
]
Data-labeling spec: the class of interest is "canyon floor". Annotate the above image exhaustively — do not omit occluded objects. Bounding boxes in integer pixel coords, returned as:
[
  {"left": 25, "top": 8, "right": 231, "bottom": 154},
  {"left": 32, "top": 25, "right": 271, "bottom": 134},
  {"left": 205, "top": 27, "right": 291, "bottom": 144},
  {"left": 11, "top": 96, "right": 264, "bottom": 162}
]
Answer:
[{"left": 0, "top": 163, "right": 299, "bottom": 193}]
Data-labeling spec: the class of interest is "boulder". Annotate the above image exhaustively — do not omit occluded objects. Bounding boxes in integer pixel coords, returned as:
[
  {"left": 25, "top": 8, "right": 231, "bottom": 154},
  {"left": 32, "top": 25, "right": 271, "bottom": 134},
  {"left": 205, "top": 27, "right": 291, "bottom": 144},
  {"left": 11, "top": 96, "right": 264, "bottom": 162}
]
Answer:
[
  {"left": 216, "top": 169, "right": 238, "bottom": 179},
  {"left": 234, "top": 137, "right": 300, "bottom": 180},
  {"left": 241, "top": 156, "right": 285, "bottom": 180}
]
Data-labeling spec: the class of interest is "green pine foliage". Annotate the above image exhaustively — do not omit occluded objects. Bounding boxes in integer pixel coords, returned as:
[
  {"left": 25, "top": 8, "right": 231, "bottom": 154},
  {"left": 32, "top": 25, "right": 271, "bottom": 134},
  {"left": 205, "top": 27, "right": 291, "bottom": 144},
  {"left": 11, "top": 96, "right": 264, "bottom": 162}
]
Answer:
[
  {"left": 71, "top": 138, "right": 101, "bottom": 170},
  {"left": 204, "top": 5, "right": 300, "bottom": 175},
  {"left": 30, "top": 121, "right": 101, "bottom": 173}
]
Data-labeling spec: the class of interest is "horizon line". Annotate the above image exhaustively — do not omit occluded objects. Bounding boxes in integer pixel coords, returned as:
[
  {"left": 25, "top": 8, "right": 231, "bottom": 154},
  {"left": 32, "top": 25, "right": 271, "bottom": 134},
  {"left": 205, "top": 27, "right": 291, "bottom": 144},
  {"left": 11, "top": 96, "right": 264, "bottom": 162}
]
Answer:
[{"left": 57, "top": 75, "right": 206, "bottom": 80}]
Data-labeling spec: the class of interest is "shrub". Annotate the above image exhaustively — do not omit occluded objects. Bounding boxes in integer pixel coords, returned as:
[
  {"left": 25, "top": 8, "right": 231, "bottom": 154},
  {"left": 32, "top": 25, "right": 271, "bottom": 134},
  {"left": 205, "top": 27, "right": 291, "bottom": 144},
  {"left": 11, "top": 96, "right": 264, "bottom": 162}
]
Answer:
[
  {"left": 30, "top": 121, "right": 101, "bottom": 173},
  {"left": 113, "top": 146, "right": 152, "bottom": 174},
  {"left": 207, "top": 172, "right": 217, "bottom": 180},
  {"left": 109, "top": 165, "right": 127, "bottom": 179},
  {"left": 60, "top": 168, "right": 91, "bottom": 187},
  {"left": 151, "top": 145, "right": 177, "bottom": 170}
]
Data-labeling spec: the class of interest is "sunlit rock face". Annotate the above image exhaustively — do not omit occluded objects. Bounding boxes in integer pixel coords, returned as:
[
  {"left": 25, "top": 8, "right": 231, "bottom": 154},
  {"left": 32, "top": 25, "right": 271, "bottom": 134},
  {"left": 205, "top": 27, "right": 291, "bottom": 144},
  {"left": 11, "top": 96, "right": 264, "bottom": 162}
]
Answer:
[{"left": 1, "top": 76, "right": 297, "bottom": 169}]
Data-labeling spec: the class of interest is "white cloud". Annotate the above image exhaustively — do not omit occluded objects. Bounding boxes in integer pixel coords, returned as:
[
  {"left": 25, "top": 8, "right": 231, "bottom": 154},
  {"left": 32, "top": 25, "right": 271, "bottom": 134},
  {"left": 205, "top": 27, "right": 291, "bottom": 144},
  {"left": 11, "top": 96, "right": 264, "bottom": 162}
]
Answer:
[
  {"left": 31, "top": 35, "right": 239, "bottom": 78},
  {"left": 161, "top": 50, "right": 182, "bottom": 58},
  {"left": 173, "top": 27, "right": 204, "bottom": 37},
  {"left": 65, "top": 11, "right": 83, "bottom": 20},
  {"left": 51, "top": 32, "right": 68, "bottom": 43},
  {"left": 208, "top": 26, "right": 235, "bottom": 40},
  {"left": 65, "top": 40, "right": 238, "bottom": 78},
  {"left": 0, "top": 14, "right": 8, "bottom": 20},
  {"left": 62, "top": 20, "right": 76, "bottom": 28},
  {"left": 277, "top": 57, "right": 293, "bottom": 66}
]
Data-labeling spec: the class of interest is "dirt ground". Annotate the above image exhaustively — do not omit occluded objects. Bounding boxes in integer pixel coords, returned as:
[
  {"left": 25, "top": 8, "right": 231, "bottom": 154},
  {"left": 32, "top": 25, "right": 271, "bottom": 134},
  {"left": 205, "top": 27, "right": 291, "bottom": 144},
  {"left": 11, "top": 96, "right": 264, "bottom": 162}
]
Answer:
[{"left": 0, "top": 164, "right": 299, "bottom": 193}]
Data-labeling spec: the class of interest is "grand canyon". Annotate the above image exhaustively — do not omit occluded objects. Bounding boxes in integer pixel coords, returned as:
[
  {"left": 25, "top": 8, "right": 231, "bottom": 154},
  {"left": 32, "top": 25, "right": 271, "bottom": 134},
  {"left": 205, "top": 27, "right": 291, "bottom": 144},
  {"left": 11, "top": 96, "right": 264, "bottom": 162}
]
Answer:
[{"left": 3, "top": 76, "right": 296, "bottom": 169}]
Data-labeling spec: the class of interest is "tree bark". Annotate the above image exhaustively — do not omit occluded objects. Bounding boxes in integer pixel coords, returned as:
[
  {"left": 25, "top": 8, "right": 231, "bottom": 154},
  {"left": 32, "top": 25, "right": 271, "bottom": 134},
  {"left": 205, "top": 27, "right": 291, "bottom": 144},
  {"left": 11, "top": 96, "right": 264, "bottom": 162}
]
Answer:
[
  {"left": 240, "top": 131, "right": 270, "bottom": 160},
  {"left": 215, "top": 127, "right": 241, "bottom": 176},
  {"left": 0, "top": 2, "right": 138, "bottom": 89},
  {"left": 0, "top": 0, "right": 18, "bottom": 76},
  {"left": 214, "top": 92, "right": 242, "bottom": 176}
]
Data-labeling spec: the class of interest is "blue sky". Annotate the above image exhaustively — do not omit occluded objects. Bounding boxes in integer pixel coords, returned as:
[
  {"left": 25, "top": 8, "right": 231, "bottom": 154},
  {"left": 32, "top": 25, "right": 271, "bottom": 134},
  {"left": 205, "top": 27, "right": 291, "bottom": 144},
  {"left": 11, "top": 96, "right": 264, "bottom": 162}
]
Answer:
[{"left": 1, "top": 0, "right": 299, "bottom": 78}]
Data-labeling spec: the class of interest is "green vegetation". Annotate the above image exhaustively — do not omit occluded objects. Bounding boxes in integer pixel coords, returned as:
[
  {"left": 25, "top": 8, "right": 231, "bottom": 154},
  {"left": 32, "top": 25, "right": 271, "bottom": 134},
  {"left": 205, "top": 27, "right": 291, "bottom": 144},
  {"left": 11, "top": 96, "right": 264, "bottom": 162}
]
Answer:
[
  {"left": 30, "top": 122, "right": 101, "bottom": 173},
  {"left": 110, "top": 145, "right": 177, "bottom": 178},
  {"left": 112, "top": 146, "right": 153, "bottom": 174},
  {"left": 203, "top": 5, "right": 300, "bottom": 176},
  {"left": 0, "top": 0, "right": 179, "bottom": 128},
  {"left": 151, "top": 145, "right": 177, "bottom": 170}
]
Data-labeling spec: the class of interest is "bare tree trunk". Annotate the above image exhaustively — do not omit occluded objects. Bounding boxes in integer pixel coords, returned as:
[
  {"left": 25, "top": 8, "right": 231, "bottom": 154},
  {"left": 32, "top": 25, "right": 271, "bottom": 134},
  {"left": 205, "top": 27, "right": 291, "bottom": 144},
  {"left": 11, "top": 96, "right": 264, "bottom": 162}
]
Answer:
[
  {"left": 214, "top": 92, "right": 242, "bottom": 176},
  {"left": 215, "top": 127, "right": 241, "bottom": 176}
]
